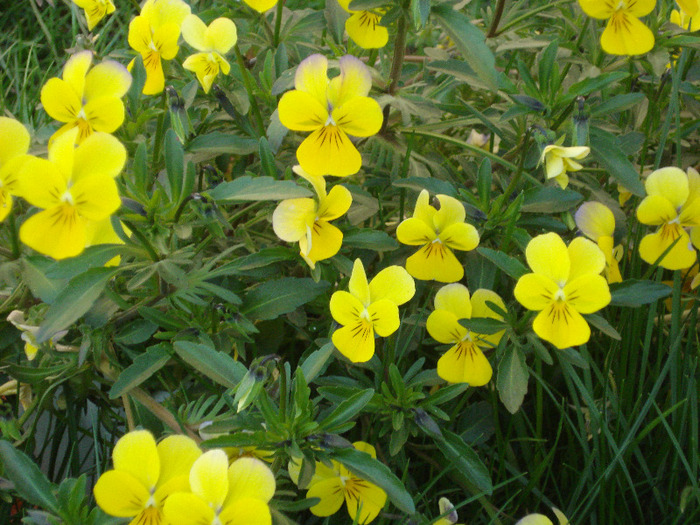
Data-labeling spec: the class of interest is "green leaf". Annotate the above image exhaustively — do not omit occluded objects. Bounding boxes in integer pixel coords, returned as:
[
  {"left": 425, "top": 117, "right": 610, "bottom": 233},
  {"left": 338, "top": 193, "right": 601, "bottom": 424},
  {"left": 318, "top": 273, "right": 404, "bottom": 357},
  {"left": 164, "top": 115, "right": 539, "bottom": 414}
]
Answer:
[
  {"left": 521, "top": 186, "right": 583, "bottom": 213},
  {"left": 36, "top": 267, "right": 117, "bottom": 343},
  {"left": 431, "top": 4, "right": 497, "bottom": 90},
  {"left": 300, "top": 342, "right": 335, "bottom": 383},
  {"left": 165, "top": 129, "right": 185, "bottom": 205},
  {"left": 242, "top": 278, "right": 329, "bottom": 321},
  {"left": 458, "top": 317, "right": 506, "bottom": 335},
  {"left": 585, "top": 313, "right": 622, "bottom": 340},
  {"left": 185, "top": 132, "right": 258, "bottom": 161},
  {"left": 497, "top": 346, "right": 528, "bottom": 414},
  {"left": 206, "top": 176, "right": 312, "bottom": 202},
  {"left": 21, "top": 257, "right": 67, "bottom": 304},
  {"left": 477, "top": 247, "right": 528, "bottom": 279},
  {"left": 561, "top": 71, "right": 629, "bottom": 105},
  {"left": 434, "top": 430, "right": 493, "bottom": 495},
  {"left": 342, "top": 230, "right": 399, "bottom": 251},
  {"left": 109, "top": 344, "right": 171, "bottom": 399},
  {"left": 348, "top": 0, "right": 386, "bottom": 8},
  {"left": 173, "top": 341, "right": 246, "bottom": 389},
  {"left": 589, "top": 128, "right": 645, "bottom": 197},
  {"left": 258, "top": 137, "right": 278, "bottom": 178},
  {"left": 45, "top": 245, "right": 127, "bottom": 280},
  {"left": 319, "top": 388, "right": 375, "bottom": 430},
  {"left": 410, "top": 0, "right": 430, "bottom": 28},
  {"left": 333, "top": 447, "right": 416, "bottom": 515},
  {"left": 0, "top": 440, "right": 60, "bottom": 515},
  {"left": 609, "top": 280, "right": 672, "bottom": 307},
  {"left": 392, "top": 176, "right": 458, "bottom": 197}
]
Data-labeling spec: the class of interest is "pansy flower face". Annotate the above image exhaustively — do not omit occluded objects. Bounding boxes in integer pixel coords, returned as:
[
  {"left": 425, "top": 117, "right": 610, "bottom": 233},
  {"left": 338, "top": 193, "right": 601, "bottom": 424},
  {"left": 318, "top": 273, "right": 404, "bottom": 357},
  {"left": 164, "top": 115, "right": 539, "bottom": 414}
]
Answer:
[
  {"left": 540, "top": 145, "right": 590, "bottom": 189},
  {"left": 578, "top": 0, "right": 655, "bottom": 55},
  {"left": 181, "top": 15, "right": 237, "bottom": 93},
  {"left": 278, "top": 54, "right": 383, "bottom": 177},
  {"left": 72, "top": 0, "right": 116, "bottom": 30},
  {"left": 337, "top": 0, "right": 389, "bottom": 49}
]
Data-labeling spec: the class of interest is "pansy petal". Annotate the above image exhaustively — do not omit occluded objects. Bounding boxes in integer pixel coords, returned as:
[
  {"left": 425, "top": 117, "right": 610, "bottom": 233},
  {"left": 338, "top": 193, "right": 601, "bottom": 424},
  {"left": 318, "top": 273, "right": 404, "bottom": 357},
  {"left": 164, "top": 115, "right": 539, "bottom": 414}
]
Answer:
[
  {"left": 128, "top": 16, "right": 153, "bottom": 54},
  {"left": 637, "top": 195, "right": 677, "bottom": 226},
  {"left": 190, "top": 450, "right": 229, "bottom": 507},
  {"left": 564, "top": 274, "right": 611, "bottom": 314},
  {"left": 21, "top": 205, "right": 88, "bottom": 258},
  {"left": 41, "top": 78, "right": 82, "bottom": 122},
  {"left": 332, "top": 321, "right": 375, "bottom": 362},
  {"left": 514, "top": 273, "right": 558, "bottom": 311},
  {"left": 181, "top": 14, "right": 208, "bottom": 50},
  {"left": 345, "top": 11, "right": 389, "bottom": 49},
  {"left": 470, "top": 288, "right": 506, "bottom": 347},
  {"left": 406, "top": 243, "right": 464, "bottom": 283},
  {"left": 219, "top": 498, "right": 272, "bottom": 525},
  {"left": 83, "top": 97, "right": 125, "bottom": 133},
  {"left": 575, "top": 201, "right": 615, "bottom": 240},
  {"left": 598, "top": 236, "right": 622, "bottom": 283},
  {"left": 568, "top": 237, "right": 605, "bottom": 281},
  {"left": 72, "top": 132, "right": 126, "bottom": 181},
  {"left": 366, "top": 298, "right": 399, "bottom": 337},
  {"left": 307, "top": 477, "right": 345, "bottom": 517},
  {"left": 600, "top": 12, "right": 654, "bottom": 56},
  {"left": 243, "top": 0, "right": 278, "bottom": 13},
  {"left": 639, "top": 228, "right": 696, "bottom": 270},
  {"left": 63, "top": 51, "right": 92, "bottom": 98},
  {"left": 680, "top": 198, "right": 700, "bottom": 227},
  {"left": 345, "top": 480, "right": 387, "bottom": 524},
  {"left": 516, "top": 514, "right": 555, "bottom": 525},
  {"left": 645, "top": 167, "right": 689, "bottom": 208},
  {"left": 84, "top": 61, "right": 132, "bottom": 100},
  {"left": 330, "top": 290, "right": 365, "bottom": 327},
  {"left": 353, "top": 441, "right": 377, "bottom": 458},
  {"left": 327, "top": 55, "right": 372, "bottom": 108},
  {"left": 678, "top": 0, "right": 700, "bottom": 17},
  {"left": 0, "top": 117, "right": 30, "bottom": 166},
  {"left": 142, "top": 52, "right": 165, "bottom": 95},
  {"left": 533, "top": 303, "right": 591, "bottom": 349},
  {"left": 577, "top": 0, "right": 614, "bottom": 18},
  {"left": 626, "top": 0, "right": 656, "bottom": 17},
  {"left": 433, "top": 195, "right": 466, "bottom": 232},
  {"left": 18, "top": 158, "right": 65, "bottom": 208},
  {"left": 71, "top": 176, "right": 121, "bottom": 220},
  {"left": 318, "top": 184, "right": 352, "bottom": 220},
  {"left": 163, "top": 493, "right": 215, "bottom": 525},
  {"left": 440, "top": 222, "right": 479, "bottom": 252},
  {"left": 293, "top": 165, "right": 326, "bottom": 198},
  {"left": 226, "top": 457, "right": 276, "bottom": 504},
  {"left": 349, "top": 258, "right": 370, "bottom": 305},
  {"left": 93, "top": 470, "right": 150, "bottom": 517},
  {"left": 153, "top": 23, "right": 181, "bottom": 60},
  {"left": 426, "top": 309, "right": 465, "bottom": 344},
  {"left": 412, "top": 189, "right": 436, "bottom": 225},
  {"left": 525, "top": 232, "right": 570, "bottom": 285},
  {"left": 112, "top": 430, "right": 160, "bottom": 491},
  {"left": 156, "top": 435, "right": 201, "bottom": 486},
  {"left": 396, "top": 217, "right": 436, "bottom": 245},
  {"left": 369, "top": 265, "right": 415, "bottom": 305},
  {"left": 297, "top": 125, "right": 362, "bottom": 177},
  {"left": 433, "top": 283, "right": 472, "bottom": 319},
  {"left": 437, "top": 343, "right": 493, "bottom": 386},
  {"left": 294, "top": 54, "right": 329, "bottom": 107},
  {"left": 206, "top": 18, "right": 238, "bottom": 53},
  {"left": 303, "top": 220, "right": 343, "bottom": 262},
  {"left": 272, "top": 198, "right": 315, "bottom": 242},
  {"left": 332, "top": 96, "right": 383, "bottom": 137},
  {"left": 0, "top": 190, "right": 12, "bottom": 221},
  {"left": 278, "top": 90, "right": 328, "bottom": 131}
]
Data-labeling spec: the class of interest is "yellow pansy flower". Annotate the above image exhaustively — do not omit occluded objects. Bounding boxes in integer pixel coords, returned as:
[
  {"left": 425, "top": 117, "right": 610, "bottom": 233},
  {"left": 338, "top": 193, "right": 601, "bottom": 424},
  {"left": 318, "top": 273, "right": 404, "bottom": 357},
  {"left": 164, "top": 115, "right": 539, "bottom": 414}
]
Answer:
[
  {"left": 337, "top": 0, "right": 389, "bottom": 49},
  {"left": 7, "top": 310, "right": 69, "bottom": 361},
  {"left": 516, "top": 508, "right": 569, "bottom": 525},
  {"left": 396, "top": 190, "right": 479, "bottom": 283},
  {"left": 298, "top": 442, "right": 387, "bottom": 524},
  {"left": 242, "top": 0, "right": 278, "bottom": 12},
  {"left": 578, "top": 0, "right": 655, "bottom": 55},
  {"left": 637, "top": 167, "right": 700, "bottom": 270},
  {"left": 330, "top": 258, "right": 415, "bottom": 362},
  {"left": 677, "top": 0, "right": 700, "bottom": 17},
  {"left": 278, "top": 54, "right": 383, "bottom": 177},
  {"left": 0, "top": 117, "right": 30, "bottom": 222},
  {"left": 128, "top": 0, "right": 191, "bottom": 95},
  {"left": 18, "top": 129, "right": 125, "bottom": 260},
  {"left": 575, "top": 202, "right": 623, "bottom": 283},
  {"left": 539, "top": 144, "right": 590, "bottom": 189},
  {"left": 94, "top": 430, "right": 202, "bottom": 525},
  {"left": 272, "top": 165, "right": 352, "bottom": 269},
  {"left": 72, "top": 0, "right": 116, "bottom": 30},
  {"left": 181, "top": 15, "right": 237, "bottom": 93},
  {"left": 514, "top": 233, "right": 611, "bottom": 349},
  {"left": 41, "top": 51, "right": 132, "bottom": 144},
  {"left": 163, "top": 450, "right": 276, "bottom": 525},
  {"left": 427, "top": 284, "right": 505, "bottom": 387},
  {"left": 671, "top": 1, "right": 700, "bottom": 31}
]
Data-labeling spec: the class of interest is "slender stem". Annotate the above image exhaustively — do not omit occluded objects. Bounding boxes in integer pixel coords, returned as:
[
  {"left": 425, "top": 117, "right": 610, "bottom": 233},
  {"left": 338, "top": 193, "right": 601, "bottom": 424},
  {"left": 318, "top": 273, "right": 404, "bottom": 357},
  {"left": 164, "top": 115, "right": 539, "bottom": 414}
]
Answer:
[
  {"left": 152, "top": 91, "right": 167, "bottom": 166},
  {"left": 122, "top": 395, "right": 135, "bottom": 432},
  {"left": 487, "top": 0, "right": 506, "bottom": 38},
  {"left": 279, "top": 363, "right": 288, "bottom": 423},
  {"left": 8, "top": 212, "right": 20, "bottom": 259},
  {"left": 388, "top": 12, "right": 408, "bottom": 96},
  {"left": 273, "top": 0, "right": 286, "bottom": 47},
  {"left": 122, "top": 220, "right": 160, "bottom": 262},
  {"left": 235, "top": 45, "right": 266, "bottom": 137}
]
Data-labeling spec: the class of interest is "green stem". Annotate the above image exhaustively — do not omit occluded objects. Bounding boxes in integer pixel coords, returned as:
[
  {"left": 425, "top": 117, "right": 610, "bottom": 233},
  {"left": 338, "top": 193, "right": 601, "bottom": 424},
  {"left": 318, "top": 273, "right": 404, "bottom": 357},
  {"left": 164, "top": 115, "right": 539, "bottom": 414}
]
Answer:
[
  {"left": 122, "top": 220, "right": 160, "bottom": 262},
  {"left": 388, "top": 12, "right": 408, "bottom": 96},
  {"left": 235, "top": 45, "right": 266, "bottom": 137},
  {"left": 152, "top": 91, "right": 167, "bottom": 167},
  {"left": 28, "top": 0, "right": 59, "bottom": 61},
  {"left": 8, "top": 212, "right": 20, "bottom": 259},
  {"left": 487, "top": 0, "right": 506, "bottom": 38},
  {"left": 496, "top": 126, "right": 532, "bottom": 209},
  {"left": 273, "top": 0, "right": 286, "bottom": 47},
  {"left": 279, "top": 362, "right": 288, "bottom": 423}
]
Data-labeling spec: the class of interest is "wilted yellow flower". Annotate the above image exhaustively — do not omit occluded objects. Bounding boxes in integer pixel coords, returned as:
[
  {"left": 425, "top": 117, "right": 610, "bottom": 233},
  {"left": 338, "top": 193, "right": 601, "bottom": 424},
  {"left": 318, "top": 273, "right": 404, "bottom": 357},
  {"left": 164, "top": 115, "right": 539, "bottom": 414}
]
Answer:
[
  {"left": 0, "top": 117, "right": 30, "bottom": 222},
  {"left": 514, "top": 233, "right": 611, "bottom": 349},
  {"left": 94, "top": 430, "right": 202, "bottom": 524},
  {"left": 330, "top": 259, "right": 415, "bottom": 362},
  {"left": 435, "top": 497, "right": 464, "bottom": 525},
  {"left": 128, "top": 0, "right": 191, "bottom": 95},
  {"left": 278, "top": 54, "right": 383, "bottom": 177},
  {"left": 337, "top": 0, "right": 389, "bottom": 49},
  {"left": 0, "top": 380, "right": 32, "bottom": 410},
  {"left": 578, "top": 0, "right": 655, "bottom": 55},
  {"left": 427, "top": 284, "right": 505, "bottom": 387},
  {"left": 181, "top": 15, "right": 237, "bottom": 93},
  {"left": 636, "top": 167, "right": 700, "bottom": 270},
  {"left": 540, "top": 144, "right": 590, "bottom": 189},
  {"left": 41, "top": 51, "right": 131, "bottom": 144},
  {"left": 72, "top": 0, "right": 116, "bottom": 30},
  {"left": 396, "top": 190, "right": 479, "bottom": 282},
  {"left": 272, "top": 166, "right": 352, "bottom": 269}
]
